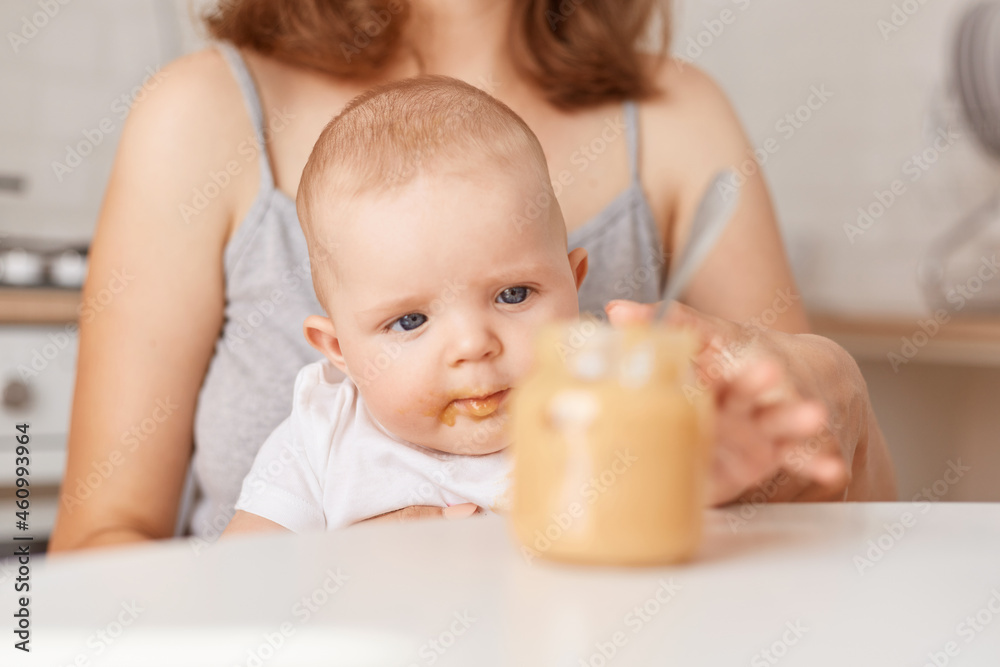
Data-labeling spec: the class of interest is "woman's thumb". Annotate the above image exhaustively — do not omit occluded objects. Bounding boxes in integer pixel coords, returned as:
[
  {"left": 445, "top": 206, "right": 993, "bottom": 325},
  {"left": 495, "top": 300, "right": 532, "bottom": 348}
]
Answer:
[{"left": 605, "top": 299, "right": 655, "bottom": 326}]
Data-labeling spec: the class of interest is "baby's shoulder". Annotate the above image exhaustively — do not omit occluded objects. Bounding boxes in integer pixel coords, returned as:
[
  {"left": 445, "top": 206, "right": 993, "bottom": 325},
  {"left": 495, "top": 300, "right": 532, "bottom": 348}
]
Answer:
[
  {"left": 289, "top": 361, "right": 405, "bottom": 455},
  {"left": 286, "top": 360, "right": 357, "bottom": 436},
  {"left": 292, "top": 358, "right": 353, "bottom": 401}
]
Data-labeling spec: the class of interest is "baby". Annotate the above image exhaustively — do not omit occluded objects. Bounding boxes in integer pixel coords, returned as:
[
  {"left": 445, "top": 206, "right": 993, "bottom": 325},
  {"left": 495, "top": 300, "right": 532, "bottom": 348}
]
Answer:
[{"left": 224, "top": 75, "right": 589, "bottom": 533}]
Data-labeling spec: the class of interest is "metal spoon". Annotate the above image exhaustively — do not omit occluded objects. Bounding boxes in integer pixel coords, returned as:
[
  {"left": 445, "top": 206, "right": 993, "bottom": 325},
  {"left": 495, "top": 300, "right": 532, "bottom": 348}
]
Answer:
[{"left": 651, "top": 169, "right": 741, "bottom": 321}]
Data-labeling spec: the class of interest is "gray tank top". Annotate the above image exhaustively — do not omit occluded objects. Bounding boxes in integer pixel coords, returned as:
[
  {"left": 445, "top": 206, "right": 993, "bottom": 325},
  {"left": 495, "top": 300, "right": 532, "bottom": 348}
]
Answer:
[{"left": 187, "top": 43, "right": 667, "bottom": 538}]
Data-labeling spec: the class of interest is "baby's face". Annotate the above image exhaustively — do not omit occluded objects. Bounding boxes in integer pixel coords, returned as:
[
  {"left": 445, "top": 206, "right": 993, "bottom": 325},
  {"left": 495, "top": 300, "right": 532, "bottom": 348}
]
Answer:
[{"left": 312, "top": 165, "right": 587, "bottom": 455}]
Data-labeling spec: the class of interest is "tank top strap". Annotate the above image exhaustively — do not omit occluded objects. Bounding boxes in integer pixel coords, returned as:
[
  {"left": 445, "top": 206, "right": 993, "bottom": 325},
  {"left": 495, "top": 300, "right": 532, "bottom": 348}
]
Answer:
[
  {"left": 623, "top": 99, "right": 640, "bottom": 184},
  {"left": 216, "top": 42, "right": 276, "bottom": 191}
]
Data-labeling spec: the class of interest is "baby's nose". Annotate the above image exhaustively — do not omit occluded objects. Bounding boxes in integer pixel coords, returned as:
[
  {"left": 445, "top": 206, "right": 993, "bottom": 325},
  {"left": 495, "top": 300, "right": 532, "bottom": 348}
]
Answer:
[{"left": 447, "top": 322, "right": 501, "bottom": 366}]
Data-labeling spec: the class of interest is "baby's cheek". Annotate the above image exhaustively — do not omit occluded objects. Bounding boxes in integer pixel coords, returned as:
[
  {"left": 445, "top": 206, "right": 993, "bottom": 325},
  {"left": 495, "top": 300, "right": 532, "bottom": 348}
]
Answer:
[
  {"left": 359, "top": 380, "right": 408, "bottom": 419},
  {"left": 507, "top": 335, "right": 540, "bottom": 382},
  {"left": 381, "top": 388, "right": 446, "bottom": 438}
]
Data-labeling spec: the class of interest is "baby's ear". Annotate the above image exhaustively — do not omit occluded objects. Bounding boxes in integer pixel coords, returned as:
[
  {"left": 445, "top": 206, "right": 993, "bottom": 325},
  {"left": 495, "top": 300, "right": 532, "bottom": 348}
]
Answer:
[
  {"left": 303, "top": 315, "right": 350, "bottom": 376},
  {"left": 568, "top": 247, "right": 589, "bottom": 290}
]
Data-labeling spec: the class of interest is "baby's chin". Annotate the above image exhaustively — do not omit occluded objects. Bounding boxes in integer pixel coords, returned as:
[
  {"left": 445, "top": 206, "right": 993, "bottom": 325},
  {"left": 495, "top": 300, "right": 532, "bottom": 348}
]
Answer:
[
  {"left": 397, "top": 391, "right": 514, "bottom": 455},
  {"left": 433, "top": 436, "right": 510, "bottom": 457},
  {"left": 420, "top": 412, "right": 513, "bottom": 457}
]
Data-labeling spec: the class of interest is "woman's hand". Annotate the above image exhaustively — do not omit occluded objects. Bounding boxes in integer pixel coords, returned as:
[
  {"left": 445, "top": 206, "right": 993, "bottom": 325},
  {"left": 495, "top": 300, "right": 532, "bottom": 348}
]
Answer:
[
  {"left": 354, "top": 503, "right": 482, "bottom": 525},
  {"left": 604, "top": 299, "right": 867, "bottom": 506}
]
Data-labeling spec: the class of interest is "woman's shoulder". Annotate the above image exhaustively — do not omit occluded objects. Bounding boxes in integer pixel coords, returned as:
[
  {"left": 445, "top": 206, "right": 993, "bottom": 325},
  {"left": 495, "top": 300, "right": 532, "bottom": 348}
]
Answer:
[
  {"left": 639, "top": 54, "right": 750, "bottom": 162},
  {"left": 154, "top": 47, "right": 237, "bottom": 94},
  {"left": 635, "top": 54, "right": 753, "bottom": 207},
  {"left": 126, "top": 46, "right": 258, "bottom": 154},
  {"left": 116, "top": 46, "right": 260, "bottom": 233}
]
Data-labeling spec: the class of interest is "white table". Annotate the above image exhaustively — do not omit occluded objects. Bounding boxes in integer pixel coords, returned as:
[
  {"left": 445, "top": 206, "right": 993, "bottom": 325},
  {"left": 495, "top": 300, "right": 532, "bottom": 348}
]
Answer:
[{"left": 5, "top": 503, "right": 1000, "bottom": 666}]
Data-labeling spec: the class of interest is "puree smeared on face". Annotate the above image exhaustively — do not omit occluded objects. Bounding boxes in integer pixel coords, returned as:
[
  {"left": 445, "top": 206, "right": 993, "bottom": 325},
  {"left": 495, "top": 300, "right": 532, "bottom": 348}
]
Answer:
[{"left": 432, "top": 389, "right": 509, "bottom": 426}]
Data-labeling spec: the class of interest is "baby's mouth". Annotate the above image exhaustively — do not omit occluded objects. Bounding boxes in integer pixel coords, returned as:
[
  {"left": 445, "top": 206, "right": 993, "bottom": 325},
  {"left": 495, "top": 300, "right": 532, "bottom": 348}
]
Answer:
[
  {"left": 453, "top": 389, "right": 510, "bottom": 415},
  {"left": 440, "top": 388, "right": 510, "bottom": 425}
]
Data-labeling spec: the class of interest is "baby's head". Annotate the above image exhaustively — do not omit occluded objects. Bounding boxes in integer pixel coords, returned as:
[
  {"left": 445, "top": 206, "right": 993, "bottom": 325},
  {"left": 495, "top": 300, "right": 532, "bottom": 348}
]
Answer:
[{"left": 297, "top": 75, "right": 588, "bottom": 456}]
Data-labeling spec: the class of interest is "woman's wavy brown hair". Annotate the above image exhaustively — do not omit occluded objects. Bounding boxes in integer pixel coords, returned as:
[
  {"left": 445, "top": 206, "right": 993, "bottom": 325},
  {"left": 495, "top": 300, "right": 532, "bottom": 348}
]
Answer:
[{"left": 203, "top": 0, "right": 670, "bottom": 109}]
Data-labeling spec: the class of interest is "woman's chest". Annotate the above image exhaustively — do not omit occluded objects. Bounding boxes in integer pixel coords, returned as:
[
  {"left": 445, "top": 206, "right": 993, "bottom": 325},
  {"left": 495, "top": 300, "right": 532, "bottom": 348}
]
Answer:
[{"left": 240, "top": 69, "right": 675, "bottom": 248}]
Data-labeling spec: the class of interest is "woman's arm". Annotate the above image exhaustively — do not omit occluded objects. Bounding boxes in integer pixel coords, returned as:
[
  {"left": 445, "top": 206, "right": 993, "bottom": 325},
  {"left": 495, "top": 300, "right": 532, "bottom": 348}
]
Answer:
[
  {"left": 630, "top": 60, "right": 896, "bottom": 502},
  {"left": 605, "top": 299, "right": 897, "bottom": 503},
  {"left": 48, "top": 50, "right": 260, "bottom": 551},
  {"left": 761, "top": 331, "right": 897, "bottom": 502},
  {"left": 645, "top": 59, "right": 810, "bottom": 334}
]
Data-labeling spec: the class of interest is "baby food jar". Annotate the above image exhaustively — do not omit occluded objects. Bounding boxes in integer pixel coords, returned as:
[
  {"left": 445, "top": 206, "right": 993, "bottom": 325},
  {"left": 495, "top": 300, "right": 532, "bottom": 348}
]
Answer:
[{"left": 509, "top": 317, "right": 713, "bottom": 566}]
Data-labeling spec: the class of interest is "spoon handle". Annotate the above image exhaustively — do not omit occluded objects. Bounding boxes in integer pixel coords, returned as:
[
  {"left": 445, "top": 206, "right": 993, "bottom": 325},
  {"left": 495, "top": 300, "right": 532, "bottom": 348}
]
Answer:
[{"left": 651, "top": 170, "right": 741, "bottom": 322}]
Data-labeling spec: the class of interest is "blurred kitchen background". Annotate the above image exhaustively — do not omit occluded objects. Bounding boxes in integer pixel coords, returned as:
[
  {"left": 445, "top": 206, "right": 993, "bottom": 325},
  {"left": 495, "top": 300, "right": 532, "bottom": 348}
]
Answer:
[{"left": 1, "top": 0, "right": 998, "bottom": 549}]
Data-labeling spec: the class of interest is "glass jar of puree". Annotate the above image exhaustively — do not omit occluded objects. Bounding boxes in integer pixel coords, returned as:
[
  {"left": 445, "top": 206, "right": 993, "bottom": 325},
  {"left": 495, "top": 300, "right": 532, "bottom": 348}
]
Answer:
[{"left": 509, "top": 317, "right": 713, "bottom": 566}]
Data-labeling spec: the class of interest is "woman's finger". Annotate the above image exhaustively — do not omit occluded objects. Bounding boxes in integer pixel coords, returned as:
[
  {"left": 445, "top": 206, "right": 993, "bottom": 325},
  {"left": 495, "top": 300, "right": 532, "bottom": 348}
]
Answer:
[
  {"left": 605, "top": 299, "right": 711, "bottom": 332},
  {"left": 719, "top": 358, "right": 783, "bottom": 415},
  {"left": 355, "top": 503, "right": 481, "bottom": 525},
  {"left": 711, "top": 401, "right": 823, "bottom": 506},
  {"left": 757, "top": 401, "right": 827, "bottom": 442},
  {"left": 442, "top": 503, "right": 481, "bottom": 519},
  {"left": 710, "top": 420, "right": 786, "bottom": 505},
  {"left": 606, "top": 300, "right": 729, "bottom": 382},
  {"left": 709, "top": 445, "right": 786, "bottom": 506},
  {"left": 604, "top": 299, "right": 656, "bottom": 326},
  {"left": 786, "top": 454, "right": 851, "bottom": 501}
]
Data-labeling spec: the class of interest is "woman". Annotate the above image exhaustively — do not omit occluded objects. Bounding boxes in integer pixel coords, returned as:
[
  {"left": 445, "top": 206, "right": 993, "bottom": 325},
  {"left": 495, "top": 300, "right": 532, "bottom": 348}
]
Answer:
[{"left": 50, "top": 0, "right": 895, "bottom": 551}]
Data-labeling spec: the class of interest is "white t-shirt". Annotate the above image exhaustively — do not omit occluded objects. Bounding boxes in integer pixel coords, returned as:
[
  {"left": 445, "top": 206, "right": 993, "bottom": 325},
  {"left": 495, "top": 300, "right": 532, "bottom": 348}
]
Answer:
[{"left": 234, "top": 359, "right": 513, "bottom": 532}]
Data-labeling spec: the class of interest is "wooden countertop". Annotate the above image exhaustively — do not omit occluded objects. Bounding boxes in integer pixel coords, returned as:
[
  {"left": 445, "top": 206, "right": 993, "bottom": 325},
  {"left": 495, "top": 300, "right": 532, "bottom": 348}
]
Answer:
[
  {"left": 1, "top": 287, "right": 997, "bottom": 366},
  {"left": 0, "top": 287, "right": 81, "bottom": 324},
  {"left": 810, "top": 312, "right": 1000, "bottom": 367}
]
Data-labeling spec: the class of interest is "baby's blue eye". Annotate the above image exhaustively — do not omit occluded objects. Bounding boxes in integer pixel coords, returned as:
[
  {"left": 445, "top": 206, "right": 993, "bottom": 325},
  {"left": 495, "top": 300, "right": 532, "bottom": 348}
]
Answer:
[
  {"left": 390, "top": 313, "right": 427, "bottom": 333},
  {"left": 498, "top": 286, "right": 531, "bottom": 304}
]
